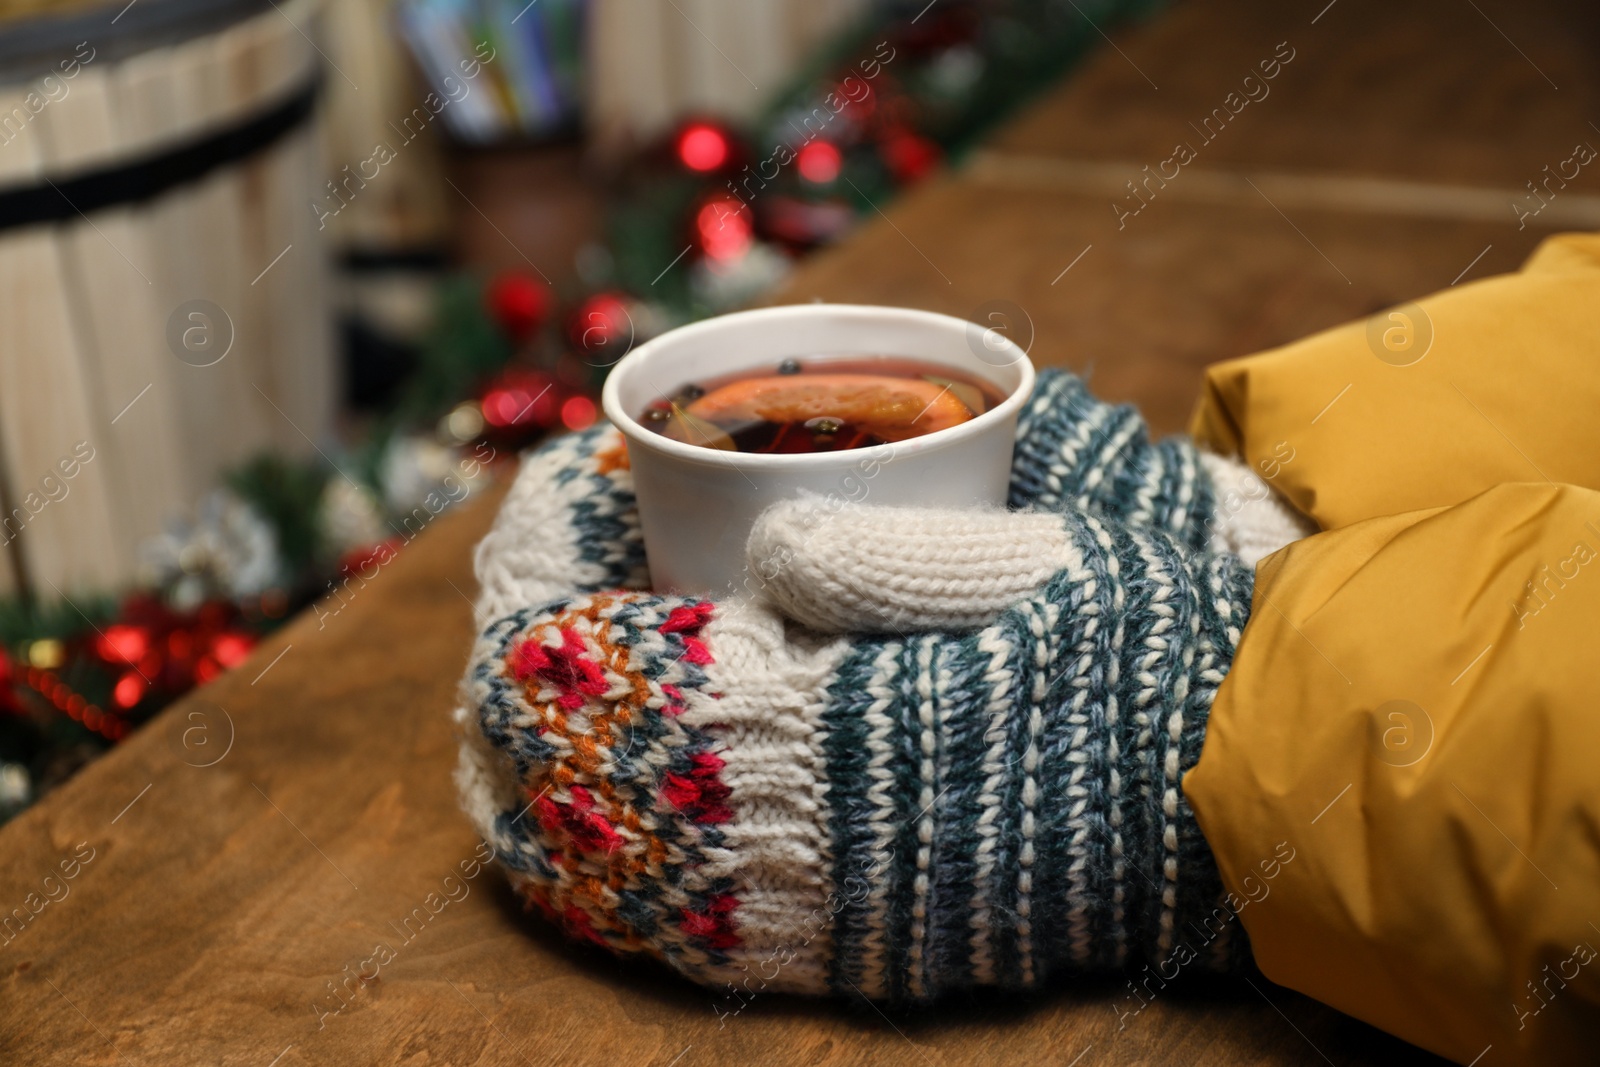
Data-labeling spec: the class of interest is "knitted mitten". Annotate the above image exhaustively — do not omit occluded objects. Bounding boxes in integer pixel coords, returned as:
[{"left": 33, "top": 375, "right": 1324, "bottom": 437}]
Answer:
[
  {"left": 454, "top": 368, "right": 1302, "bottom": 1001},
  {"left": 1013, "top": 370, "right": 1311, "bottom": 563},
  {"left": 461, "top": 510, "right": 1255, "bottom": 1000}
]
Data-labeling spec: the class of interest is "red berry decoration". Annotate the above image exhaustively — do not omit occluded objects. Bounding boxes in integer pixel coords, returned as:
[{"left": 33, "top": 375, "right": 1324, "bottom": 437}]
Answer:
[{"left": 486, "top": 271, "right": 552, "bottom": 343}]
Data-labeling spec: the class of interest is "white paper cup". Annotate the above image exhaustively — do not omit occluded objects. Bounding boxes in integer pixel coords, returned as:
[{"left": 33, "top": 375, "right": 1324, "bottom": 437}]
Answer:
[{"left": 601, "top": 304, "right": 1035, "bottom": 595}]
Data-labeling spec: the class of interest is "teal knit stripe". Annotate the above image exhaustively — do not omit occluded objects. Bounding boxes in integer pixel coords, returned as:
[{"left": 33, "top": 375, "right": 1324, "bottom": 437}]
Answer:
[
  {"left": 819, "top": 509, "right": 1255, "bottom": 997},
  {"left": 1009, "top": 370, "right": 1218, "bottom": 553},
  {"left": 821, "top": 641, "right": 898, "bottom": 997},
  {"left": 1034, "top": 512, "right": 1120, "bottom": 973},
  {"left": 1126, "top": 524, "right": 1199, "bottom": 958},
  {"left": 898, "top": 636, "right": 942, "bottom": 999},
  {"left": 1175, "top": 552, "right": 1256, "bottom": 971},
  {"left": 1101, "top": 518, "right": 1163, "bottom": 970},
  {"left": 962, "top": 622, "right": 1025, "bottom": 985},
  {"left": 925, "top": 627, "right": 993, "bottom": 986},
  {"left": 889, "top": 633, "right": 934, "bottom": 1004},
  {"left": 985, "top": 615, "right": 1033, "bottom": 989},
  {"left": 879, "top": 639, "right": 925, "bottom": 1002}
]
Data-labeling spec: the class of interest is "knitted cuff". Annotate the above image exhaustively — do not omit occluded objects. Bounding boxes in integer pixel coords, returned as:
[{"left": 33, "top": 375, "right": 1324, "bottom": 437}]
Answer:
[
  {"left": 458, "top": 508, "right": 1258, "bottom": 1000},
  {"left": 1197, "top": 453, "right": 1318, "bottom": 566},
  {"left": 1010, "top": 370, "right": 1215, "bottom": 551},
  {"left": 1010, "top": 369, "right": 1312, "bottom": 565}
]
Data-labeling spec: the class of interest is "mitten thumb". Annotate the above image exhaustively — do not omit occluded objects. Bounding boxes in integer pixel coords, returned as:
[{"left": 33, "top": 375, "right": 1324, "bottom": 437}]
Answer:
[{"left": 746, "top": 497, "right": 1078, "bottom": 633}]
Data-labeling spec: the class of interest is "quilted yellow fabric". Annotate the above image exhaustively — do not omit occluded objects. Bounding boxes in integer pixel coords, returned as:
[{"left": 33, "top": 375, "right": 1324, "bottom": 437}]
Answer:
[
  {"left": 1190, "top": 233, "right": 1600, "bottom": 531},
  {"left": 1186, "top": 235, "right": 1600, "bottom": 1065}
]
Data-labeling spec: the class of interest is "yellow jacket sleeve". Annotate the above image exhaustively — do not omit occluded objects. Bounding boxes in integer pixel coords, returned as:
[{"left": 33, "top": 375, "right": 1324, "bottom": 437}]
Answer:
[
  {"left": 1185, "top": 481, "right": 1600, "bottom": 1065},
  {"left": 1189, "top": 233, "right": 1600, "bottom": 530}
]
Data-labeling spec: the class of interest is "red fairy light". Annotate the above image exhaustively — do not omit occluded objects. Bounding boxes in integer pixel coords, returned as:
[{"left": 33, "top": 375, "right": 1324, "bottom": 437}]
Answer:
[
  {"left": 567, "top": 293, "right": 632, "bottom": 357},
  {"left": 481, "top": 371, "right": 558, "bottom": 428},
  {"left": 112, "top": 672, "right": 146, "bottom": 710},
  {"left": 797, "top": 141, "right": 843, "bottom": 184},
  {"left": 485, "top": 272, "right": 551, "bottom": 342},
  {"left": 880, "top": 130, "right": 941, "bottom": 184},
  {"left": 561, "top": 395, "right": 598, "bottom": 431},
  {"left": 211, "top": 632, "right": 254, "bottom": 669},
  {"left": 695, "top": 197, "right": 753, "bottom": 261},
  {"left": 677, "top": 122, "right": 731, "bottom": 172},
  {"left": 95, "top": 624, "right": 150, "bottom": 665},
  {"left": 481, "top": 389, "right": 523, "bottom": 427}
]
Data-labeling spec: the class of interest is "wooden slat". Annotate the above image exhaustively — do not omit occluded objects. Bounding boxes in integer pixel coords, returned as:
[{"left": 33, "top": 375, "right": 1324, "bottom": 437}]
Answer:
[
  {"left": 0, "top": 83, "right": 47, "bottom": 595},
  {"left": 217, "top": 0, "right": 332, "bottom": 462},
  {"left": 0, "top": 80, "right": 131, "bottom": 593},
  {"left": 32, "top": 51, "right": 198, "bottom": 553},
  {"left": 106, "top": 6, "right": 312, "bottom": 499},
  {"left": 0, "top": 224, "right": 132, "bottom": 593}
]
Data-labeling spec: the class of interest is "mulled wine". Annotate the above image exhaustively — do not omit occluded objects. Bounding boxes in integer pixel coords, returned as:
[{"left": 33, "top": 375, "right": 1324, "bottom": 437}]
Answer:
[{"left": 637, "top": 356, "right": 1005, "bottom": 454}]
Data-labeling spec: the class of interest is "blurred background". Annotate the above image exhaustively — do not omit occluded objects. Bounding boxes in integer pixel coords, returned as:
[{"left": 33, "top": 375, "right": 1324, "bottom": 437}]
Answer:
[{"left": 0, "top": 0, "right": 1160, "bottom": 820}]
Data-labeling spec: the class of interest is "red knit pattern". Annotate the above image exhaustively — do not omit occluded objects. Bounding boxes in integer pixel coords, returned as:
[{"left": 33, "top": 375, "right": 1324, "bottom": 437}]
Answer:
[
  {"left": 501, "top": 593, "right": 742, "bottom": 959},
  {"left": 512, "top": 627, "right": 609, "bottom": 709}
]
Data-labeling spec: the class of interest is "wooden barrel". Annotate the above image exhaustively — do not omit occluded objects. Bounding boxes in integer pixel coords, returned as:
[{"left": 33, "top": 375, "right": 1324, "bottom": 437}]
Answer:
[{"left": 0, "top": 0, "right": 333, "bottom": 597}]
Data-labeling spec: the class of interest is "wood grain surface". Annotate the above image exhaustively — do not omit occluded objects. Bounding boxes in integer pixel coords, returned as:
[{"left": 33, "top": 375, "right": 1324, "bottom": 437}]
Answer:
[{"left": 3, "top": 0, "right": 1585, "bottom": 1061}]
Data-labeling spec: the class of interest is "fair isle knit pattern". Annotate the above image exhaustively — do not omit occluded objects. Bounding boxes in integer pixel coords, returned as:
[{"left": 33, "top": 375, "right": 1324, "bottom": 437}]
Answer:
[
  {"left": 467, "top": 592, "right": 742, "bottom": 971},
  {"left": 453, "top": 424, "right": 654, "bottom": 967}
]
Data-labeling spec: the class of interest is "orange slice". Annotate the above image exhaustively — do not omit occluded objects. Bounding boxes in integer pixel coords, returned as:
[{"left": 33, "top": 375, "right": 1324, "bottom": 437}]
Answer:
[{"left": 666, "top": 374, "right": 974, "bottom": 445}]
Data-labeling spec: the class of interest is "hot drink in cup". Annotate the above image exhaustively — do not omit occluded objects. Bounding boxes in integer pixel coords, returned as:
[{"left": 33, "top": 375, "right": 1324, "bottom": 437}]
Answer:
[
  {"left": 601, "top": 305, "right": 1035, "bottom": 594},
  {"left": 638, "top": 356, "right": 1008, "bottom": 454}
]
